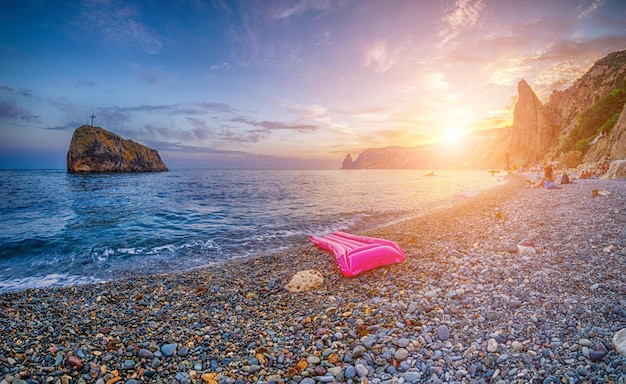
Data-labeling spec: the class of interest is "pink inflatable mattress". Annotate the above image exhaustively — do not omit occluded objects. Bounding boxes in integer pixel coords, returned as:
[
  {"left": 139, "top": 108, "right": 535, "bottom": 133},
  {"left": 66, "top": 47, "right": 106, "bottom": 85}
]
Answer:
[{"left": 310, "top": 230, "right": 406, "bottom": 277}]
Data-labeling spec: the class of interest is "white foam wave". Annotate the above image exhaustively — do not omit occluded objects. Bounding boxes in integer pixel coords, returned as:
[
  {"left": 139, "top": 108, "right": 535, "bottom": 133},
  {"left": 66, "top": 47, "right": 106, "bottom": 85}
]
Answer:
[{"left": 0, "top": 273, "right": 103, "bottom": 293}]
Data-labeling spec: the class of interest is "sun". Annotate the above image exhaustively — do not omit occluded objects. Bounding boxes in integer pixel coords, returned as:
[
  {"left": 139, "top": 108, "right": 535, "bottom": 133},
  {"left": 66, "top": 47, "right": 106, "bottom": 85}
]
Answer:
[{"left": 443, "top": 128, "right": 464, "bottom": 143}]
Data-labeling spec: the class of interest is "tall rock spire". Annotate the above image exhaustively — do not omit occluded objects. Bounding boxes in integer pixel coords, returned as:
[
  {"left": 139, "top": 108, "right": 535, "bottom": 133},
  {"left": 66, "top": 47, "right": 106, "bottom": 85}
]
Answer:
[{"left": 508, "top": 79, "right": 558, "bottom": 167}]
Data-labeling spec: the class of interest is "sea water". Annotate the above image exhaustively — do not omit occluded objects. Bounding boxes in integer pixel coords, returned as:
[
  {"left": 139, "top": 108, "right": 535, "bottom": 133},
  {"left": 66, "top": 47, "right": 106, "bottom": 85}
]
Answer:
[{"left": 0, "top": 169, "right": 506, "bottom": 292}]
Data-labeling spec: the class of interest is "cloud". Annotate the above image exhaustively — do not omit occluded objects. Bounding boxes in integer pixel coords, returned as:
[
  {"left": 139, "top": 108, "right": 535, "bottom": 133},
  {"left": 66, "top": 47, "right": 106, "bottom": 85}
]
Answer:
[
  {"left": 209, "top": 62, "right": 232, "bottom": 72},
  {"left": 424, "top": 72, "right": 451, "bottom": 91},
  {"left": 75, "top": 80, "right": 98, "bottom": 88},
  {"left": 218, "top": 1, "right": 343, "bottom": 72},
  {"left": 76, "top": 0, "right": 164, "bottom": 54},
  {"left": 145, "top": 139, "right": 337, "bottom": 170},
  {"left": 0, "top": 85, "right": 37, "bottom": 99},
  {"left": 101, "top": 102, "right": 236, "bottom": 117},
  {"left": 268, "top": 0, "right": 339, "bottom": 20},
  {"left": 230, "top": 117, "right": 319, "bottom": 132},
  {"left": 0, "top": 101, "right": 40, "bottom": 122},
  {"left": 206, "top": 62, "right": 232, "bottom": 79},
  {"left": 45, "top": 122, "right": 84, "bottom": 131},
  {"left": 363, "top": 40, "right": 396, "bottom": 73},
  {"left": 133, "top": 64, "right": 176, "bottom": 85},
  {"left": 284, "top": 103, "right": 328, "bottom": 119},
  {"left": 443, "top": 0, "right": 483, "bottom": 28},
  {"left": 439, "top": 0, "right": 485, "bottom": 47},
  {"left": 577, "top": 0, "right": 603, "bottom": 19},
  {"left": 184, "top": 117, "right": 212, "bottom": 140}
]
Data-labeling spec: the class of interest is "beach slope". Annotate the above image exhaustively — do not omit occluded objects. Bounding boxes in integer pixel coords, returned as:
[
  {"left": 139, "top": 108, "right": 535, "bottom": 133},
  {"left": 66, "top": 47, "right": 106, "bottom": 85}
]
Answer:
[{"left": 1, "top": 175, "right": 625, "bottom": 383}]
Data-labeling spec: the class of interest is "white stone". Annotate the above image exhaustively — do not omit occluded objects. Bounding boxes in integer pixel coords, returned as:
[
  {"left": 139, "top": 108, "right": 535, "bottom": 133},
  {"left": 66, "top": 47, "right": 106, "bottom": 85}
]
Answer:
[
  {"left": 516, "top": 245, "right": 536, "bottom": 255},
  {"left": 613, "top": 329, "right": 626, "bottom": 358},
  {"left": 511, "top": 341, "right": 525, "bottom": 352},
  {"left": 285, "top": 269, "right": 324, "bottom": 292},
  {"left": 487, "top": 338, "right": 498, "bottom": 353}
]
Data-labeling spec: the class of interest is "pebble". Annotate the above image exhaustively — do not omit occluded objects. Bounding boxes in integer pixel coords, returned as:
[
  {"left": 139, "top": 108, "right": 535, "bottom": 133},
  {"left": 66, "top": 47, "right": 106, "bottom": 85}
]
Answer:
[
  {"left": 404, "top": 371, "right": 422, "bottom": 382},
  {"left": 588, "top": 349, "right": 606, "bottom": 361},
  {"left": 504, "top": 243, "right": 519, "bottom": 253},
  {"left": 487, "top": 338, "right": 499, "bottom": 353},
  {"left": 394, "top": 348, "right": 409, "bottom": 361},
  {"left": 160, "top": 343, "right": 177, "bottom": 357},
  {"left": 355, "top": 364, "right": 369, "bottom": 377},
  {"left": 177, "top": 346, "right": 189, "bottom": 357},
  {"left": 436, "top": 325, "right": 450, "bottom": 341},
  {"left": 345, "top": 365, "right": 356, "bottom": 379},
  {"left": 486, "top": 311, "right": 500, "bottom": 321},
  {"left": 496, "top": 353, "right": 509, "bottom": 363},
  {"left": 511, "top": 341, "right": 524, "bottom": 352},
  {"left": 138, "top": 349, "right": 153, "bottom": 359}
]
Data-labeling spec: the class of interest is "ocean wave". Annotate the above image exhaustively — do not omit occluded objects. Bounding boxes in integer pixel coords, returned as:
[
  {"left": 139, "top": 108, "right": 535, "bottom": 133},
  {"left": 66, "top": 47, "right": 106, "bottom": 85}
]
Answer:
[{"left": 0, "top": 273, "right": 104, "bottom": 293}]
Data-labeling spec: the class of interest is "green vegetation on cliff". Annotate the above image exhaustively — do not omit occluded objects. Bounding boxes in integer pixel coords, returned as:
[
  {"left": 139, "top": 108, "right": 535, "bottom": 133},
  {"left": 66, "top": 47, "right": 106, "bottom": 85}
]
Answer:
[{"left": 561, "top": 82, "right": 626, "bottom": 154}]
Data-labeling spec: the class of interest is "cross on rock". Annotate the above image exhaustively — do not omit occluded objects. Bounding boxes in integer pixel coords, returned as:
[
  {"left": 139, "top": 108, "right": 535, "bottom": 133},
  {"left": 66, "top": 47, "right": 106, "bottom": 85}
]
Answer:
[{"left": 90, "top": 114, "right": 96, "bottom": 127}]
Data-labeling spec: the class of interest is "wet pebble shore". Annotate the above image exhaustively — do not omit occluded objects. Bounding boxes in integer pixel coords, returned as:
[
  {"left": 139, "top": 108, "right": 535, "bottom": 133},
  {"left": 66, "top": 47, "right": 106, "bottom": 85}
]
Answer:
[{"left": 1, "top": 175, "right": 625, "bottom": 384}]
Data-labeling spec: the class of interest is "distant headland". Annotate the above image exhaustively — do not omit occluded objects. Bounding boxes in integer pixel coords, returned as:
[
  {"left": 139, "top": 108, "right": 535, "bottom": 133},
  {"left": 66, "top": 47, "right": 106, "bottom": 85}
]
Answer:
[{"left": 66, "top": 125, "right": 168, "bottom": 173}]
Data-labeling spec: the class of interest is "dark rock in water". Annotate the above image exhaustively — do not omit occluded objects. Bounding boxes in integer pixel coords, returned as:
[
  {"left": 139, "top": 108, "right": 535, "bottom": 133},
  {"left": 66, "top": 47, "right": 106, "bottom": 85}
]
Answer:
[
  {"left": 66, "top": 125, "right": 168, "bottom": 173},
  {"left": 341, "top": 153, "right": 355, "bottom": 169}
]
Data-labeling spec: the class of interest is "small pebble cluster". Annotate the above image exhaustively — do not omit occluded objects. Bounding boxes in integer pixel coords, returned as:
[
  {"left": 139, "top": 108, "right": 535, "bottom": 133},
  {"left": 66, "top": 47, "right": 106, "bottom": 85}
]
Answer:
[{"left": 1, "top": 175, "right": 625, "bottom": 384}]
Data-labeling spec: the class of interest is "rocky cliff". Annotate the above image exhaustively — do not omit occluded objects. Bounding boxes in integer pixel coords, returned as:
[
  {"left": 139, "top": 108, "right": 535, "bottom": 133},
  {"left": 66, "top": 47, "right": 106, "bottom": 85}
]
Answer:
[
  {"left": 67, "top": 125, "right": 168, "bottom": 173},
  {"left": 507, "top": 79, "right": 559, "bottom": 166},
  {"left": 342, "top": 50, "right": 626, "bottom": 171}
]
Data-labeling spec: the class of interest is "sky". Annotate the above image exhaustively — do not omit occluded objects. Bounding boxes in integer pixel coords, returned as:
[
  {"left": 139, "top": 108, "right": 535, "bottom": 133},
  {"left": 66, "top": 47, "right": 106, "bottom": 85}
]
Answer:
[{"left": 1, "top": 0, "right": 625, "bottom": 169}]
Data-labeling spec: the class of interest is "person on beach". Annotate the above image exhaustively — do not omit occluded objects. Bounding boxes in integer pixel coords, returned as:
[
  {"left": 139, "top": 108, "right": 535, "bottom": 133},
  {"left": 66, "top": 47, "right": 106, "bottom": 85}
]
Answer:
[{"left": 535, "top": 165, "right": 561, "bottom": 189}]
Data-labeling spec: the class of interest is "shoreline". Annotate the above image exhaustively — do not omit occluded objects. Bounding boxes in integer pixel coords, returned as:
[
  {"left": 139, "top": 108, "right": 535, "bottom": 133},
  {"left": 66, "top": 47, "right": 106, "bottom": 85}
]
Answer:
[
  {"left": 1, "top": 175, "right": 625, "bottom": 383},
  {"left": 0, "top": 168, "right": 503, "bottom": 295}
]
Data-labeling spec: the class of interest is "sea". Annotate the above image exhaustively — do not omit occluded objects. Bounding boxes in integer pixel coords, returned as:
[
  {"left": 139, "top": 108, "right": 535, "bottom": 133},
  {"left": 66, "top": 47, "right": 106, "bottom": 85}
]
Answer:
[{"left": 0, "top": 169, "right": 506, "bottom": 293}]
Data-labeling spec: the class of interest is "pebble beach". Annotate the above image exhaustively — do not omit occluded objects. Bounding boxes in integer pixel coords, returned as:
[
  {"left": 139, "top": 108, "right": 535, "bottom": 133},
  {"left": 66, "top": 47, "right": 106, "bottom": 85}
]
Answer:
[{"left": 1, "top": 175, "right": 625, "bottom": 384}]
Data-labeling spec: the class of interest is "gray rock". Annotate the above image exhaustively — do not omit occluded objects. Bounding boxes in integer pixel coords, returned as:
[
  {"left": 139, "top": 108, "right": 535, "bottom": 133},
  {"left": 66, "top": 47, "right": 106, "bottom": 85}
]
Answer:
[
  {"left": 352, "top": 345, "right": 366, "bottom": 358},
  {"left": 394, "top": 348, "right": 410, "bottom": 361},
  {"left": 344, "top": 365, "right": 356, "bottom": 379},
  {"left": 177, "top": 346, "right": 189, "bottom": 357},
  {"left": 138, "top": 349, "right": 153, "bottom": 359},
  {"left": 486, "top": 311, "right": 500, "bottom": 321},
  {"left": 404, "top": 371, "right": 423, "bottom": 382},
  {"left": 588, "top": 349, "right": 606, "bottom": 361},
  {"left": 355, "top": 363, "right": 369, "bottom": 377},
  {"left": 248, "top": 365, "right": 261, "bottom": 373},
  {"left": 437, "top": 325, "right": 450, "bottom": 341},
  {"left": 160, "top": 343, "right": 177, "bottom": 357}
]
